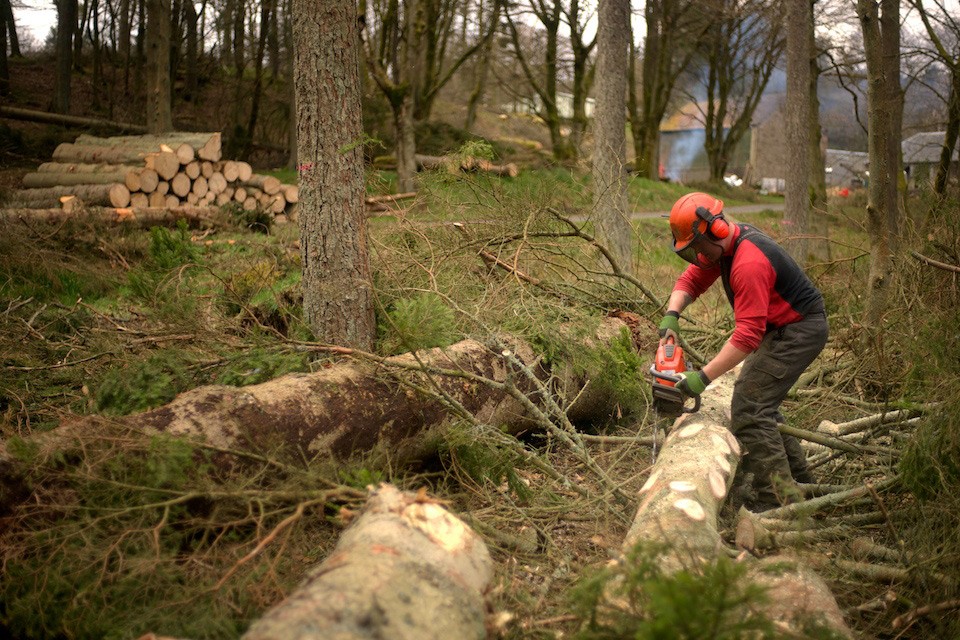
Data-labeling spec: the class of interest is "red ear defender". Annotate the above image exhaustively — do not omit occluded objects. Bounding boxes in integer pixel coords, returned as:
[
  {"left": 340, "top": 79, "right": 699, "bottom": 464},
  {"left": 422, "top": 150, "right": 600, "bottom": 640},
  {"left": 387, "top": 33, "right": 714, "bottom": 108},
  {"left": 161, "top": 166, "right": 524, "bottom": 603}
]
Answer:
[{"left": 695, "top": 205, "right": 729, "bottom": 240}]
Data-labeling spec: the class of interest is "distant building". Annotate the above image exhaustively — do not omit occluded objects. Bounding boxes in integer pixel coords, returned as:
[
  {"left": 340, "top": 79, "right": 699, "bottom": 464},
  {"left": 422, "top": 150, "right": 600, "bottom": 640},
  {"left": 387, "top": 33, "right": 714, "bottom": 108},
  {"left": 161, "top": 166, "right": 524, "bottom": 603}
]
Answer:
[
  {"left": 659, "top": 96, "right": 797, "bottom": 185},
  {"left": 824, "top": 149, "right": 868, "bottom": 188},
  {"left": 902, "top": 131, "right": 959, "bottom": 189},
  {"left": 509, "top": 91, "right": 595, "bottom": 120},
  {"left": 658, "top": 100, "right": 750, "bottom": 183}
]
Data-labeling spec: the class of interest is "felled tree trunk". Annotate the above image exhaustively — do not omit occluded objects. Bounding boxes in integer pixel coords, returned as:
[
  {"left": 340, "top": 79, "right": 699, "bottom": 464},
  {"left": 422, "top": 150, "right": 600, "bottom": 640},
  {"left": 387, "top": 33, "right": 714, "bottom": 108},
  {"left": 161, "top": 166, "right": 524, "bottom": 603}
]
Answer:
[
  {"left": 242, "top": 484, "right": 492, "bottom": 640},
  {"left": 0, "top": 205, "right": 217, "bottom": 225},
  {"left": 623, "top": 371, "right": 742, "bottom": 565},
  {"left": 130, "top": 318, "right": 631, "bottom": 461},
  {"left": 618, "top": 370, "right": 853, "bottom": 637}
]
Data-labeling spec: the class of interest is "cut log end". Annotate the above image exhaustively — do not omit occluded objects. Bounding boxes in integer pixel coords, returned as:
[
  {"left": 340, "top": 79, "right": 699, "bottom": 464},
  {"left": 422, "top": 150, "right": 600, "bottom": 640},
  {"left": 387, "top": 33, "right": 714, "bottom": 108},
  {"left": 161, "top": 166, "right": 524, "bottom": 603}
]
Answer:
[
  {"left": 673, "top": 498, "right": 706, "bottom": 521},
  {"left": 109, "top": 183, "right": 131, "bottom": 208},
  {"left": 678, "top": 423, "right": 704, "bottom": 439}
]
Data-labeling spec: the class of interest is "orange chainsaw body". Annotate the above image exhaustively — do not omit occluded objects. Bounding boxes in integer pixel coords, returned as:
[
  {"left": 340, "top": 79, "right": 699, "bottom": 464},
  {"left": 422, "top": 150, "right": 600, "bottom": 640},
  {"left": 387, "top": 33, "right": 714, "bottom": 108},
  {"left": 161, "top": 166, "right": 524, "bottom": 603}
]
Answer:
[{"left": 649, "top": 336, "right": 700, "bottom": 414}]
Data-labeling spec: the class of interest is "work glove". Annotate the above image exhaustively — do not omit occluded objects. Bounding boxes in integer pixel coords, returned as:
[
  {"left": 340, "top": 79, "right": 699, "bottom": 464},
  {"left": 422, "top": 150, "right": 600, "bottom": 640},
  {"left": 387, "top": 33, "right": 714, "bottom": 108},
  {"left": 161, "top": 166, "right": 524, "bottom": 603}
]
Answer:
[
  {"left": 676, "top": 370, "right": 711, "bottom": 397},
  {"left": 658, "top": 311, "right": 681, "bottom": 343}
]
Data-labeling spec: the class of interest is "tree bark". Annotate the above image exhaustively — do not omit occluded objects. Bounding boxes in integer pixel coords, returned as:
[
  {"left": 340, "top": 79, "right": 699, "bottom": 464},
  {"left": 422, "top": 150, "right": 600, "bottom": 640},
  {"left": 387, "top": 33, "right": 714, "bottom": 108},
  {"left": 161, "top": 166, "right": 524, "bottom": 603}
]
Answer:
[
  {"left": 1, "top": 0, "right": 19, "bottom": 58},
  {"left": 592, "top": 0, "right": 634, "bottom": 273},
  {"left": 242, "top": 484, "right": 492, "bottom": 640},
  {"left": 11, "top": 183, "right": 131, "bottom": 208},
  {"left": 933, "top": 69, "right": 960, "bottom": 200},
  {"left": 807, "top": 1, "right": 831, "bottom": 263},
  {"left": 125, "top": 318, "right": 632, "bottom": 462},
  {"left": 145, "top": 0, "right": 173, "bottom": 132},
  {"left": 294, "top": 0, "right": 376, "bottom": 348},
  {"left": 0, "top": 4, "right": 7, "bottom": 97},
  {"left": 183, "top": 0, "right": 199, "bottom": 101},
  {"left": 783, "top": 0, "right": 811, "bottom": 264},
  {"left": 119, "top": 0, "right": 132, "bottom": 91},
  {"left": 616, "top": 369, "right": 852, "bottom": 637},
  {"left": 858, "top": 0, "right": 903, "bottom": 325},
  {"left": 0, "top": 205, "right": 216, "bottom": 225},
  {"left": 22, "top": 169, "right": 145, "bottom": 189},
  {"left": 464, "top": 0, "right": 501, "bottom": 132},
  {"left": 53, "top": 0, "right": 78, "bottom": 114}
]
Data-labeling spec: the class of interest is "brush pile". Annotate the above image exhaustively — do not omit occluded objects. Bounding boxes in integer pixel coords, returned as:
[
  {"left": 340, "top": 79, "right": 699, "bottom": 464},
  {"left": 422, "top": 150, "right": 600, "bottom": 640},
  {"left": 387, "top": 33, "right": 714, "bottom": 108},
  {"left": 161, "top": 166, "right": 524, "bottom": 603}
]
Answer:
[{"left": 8, "top": 132, "right": 298, "bottom": 220}]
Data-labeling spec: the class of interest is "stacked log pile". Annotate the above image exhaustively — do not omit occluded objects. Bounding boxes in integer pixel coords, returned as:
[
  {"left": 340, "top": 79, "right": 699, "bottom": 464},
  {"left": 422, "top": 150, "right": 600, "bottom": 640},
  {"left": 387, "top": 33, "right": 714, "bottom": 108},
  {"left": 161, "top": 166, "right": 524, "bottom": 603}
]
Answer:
[{"left": 8, "top": 132, "right": 299, "bottom": 221}]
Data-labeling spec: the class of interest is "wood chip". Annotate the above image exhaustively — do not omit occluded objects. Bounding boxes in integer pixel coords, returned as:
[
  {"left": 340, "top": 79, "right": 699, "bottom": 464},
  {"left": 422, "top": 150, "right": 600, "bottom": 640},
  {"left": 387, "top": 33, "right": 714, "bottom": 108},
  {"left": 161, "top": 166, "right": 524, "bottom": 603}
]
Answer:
[{"left": 674, "top": 498, "right": 706, "bottom": 521}]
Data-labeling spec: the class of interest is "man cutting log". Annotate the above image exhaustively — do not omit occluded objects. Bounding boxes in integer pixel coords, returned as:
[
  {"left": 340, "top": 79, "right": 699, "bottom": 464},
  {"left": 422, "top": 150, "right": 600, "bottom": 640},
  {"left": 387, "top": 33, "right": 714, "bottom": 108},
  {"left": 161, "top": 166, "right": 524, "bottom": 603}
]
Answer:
[{"left": 658, "top": 192, "right": 828, "bottom": 512}]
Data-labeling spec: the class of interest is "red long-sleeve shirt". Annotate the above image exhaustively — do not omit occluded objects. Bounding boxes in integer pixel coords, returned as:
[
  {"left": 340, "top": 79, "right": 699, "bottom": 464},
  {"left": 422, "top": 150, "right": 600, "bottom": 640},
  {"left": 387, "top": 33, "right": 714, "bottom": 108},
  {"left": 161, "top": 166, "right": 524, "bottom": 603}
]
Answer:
[{"left": 673, "top": 224, "right": 824, "bottom": 352}]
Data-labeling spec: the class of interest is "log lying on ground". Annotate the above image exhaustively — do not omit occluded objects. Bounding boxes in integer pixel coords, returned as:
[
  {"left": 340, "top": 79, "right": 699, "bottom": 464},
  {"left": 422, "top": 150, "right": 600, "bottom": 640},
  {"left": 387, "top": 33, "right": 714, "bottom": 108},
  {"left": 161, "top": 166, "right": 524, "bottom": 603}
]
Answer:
[
  {"left": 416, "top": 154, "right": 519, "bottom": 177},
  {"left": 615, "top": 369, "right": 853, "bottom": 637},
  {"left": 0, "top": 205, "right": 218, "bottom": 226},
  {"left": 127, "top": 318, "right": 633, "bottom": 461},
  {"left": 240, "top": 174, "right": 280, "bottom": 195},
  {"left": 22, "top": 169, "right": 144, "bottom": 189},
  {"left": 374, "top": 154, "right": 519, "bottom": 177},
  {"left": 0, "top": 105, "right": 148, "bottom": 133},
  {"left": 242, "top": 483, "right": 492, "bottom": 640},
  {"left": 10, "top": 183, "right": 131, "bottom": 208},
  {"left": 622, "top": 371, "right": 742, "bottom": 565},
  {"left": 74, "top": 132, "right": 222, "bottom": 162}
]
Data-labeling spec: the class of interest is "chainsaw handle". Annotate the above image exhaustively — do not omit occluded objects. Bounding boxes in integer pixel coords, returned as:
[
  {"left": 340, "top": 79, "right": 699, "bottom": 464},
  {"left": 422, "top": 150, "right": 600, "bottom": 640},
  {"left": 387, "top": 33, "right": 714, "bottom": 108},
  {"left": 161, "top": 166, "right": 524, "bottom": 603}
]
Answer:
[{"left": 648, "top": 365, "right": 702, "bottom": 414}]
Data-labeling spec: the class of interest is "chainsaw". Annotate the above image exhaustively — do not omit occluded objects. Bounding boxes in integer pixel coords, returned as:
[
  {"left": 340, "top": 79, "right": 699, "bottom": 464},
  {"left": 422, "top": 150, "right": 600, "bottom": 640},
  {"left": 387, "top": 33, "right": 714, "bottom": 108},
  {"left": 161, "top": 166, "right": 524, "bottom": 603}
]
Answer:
[{"left": 649, "top": 336, "right": 700, "bottom": 417}]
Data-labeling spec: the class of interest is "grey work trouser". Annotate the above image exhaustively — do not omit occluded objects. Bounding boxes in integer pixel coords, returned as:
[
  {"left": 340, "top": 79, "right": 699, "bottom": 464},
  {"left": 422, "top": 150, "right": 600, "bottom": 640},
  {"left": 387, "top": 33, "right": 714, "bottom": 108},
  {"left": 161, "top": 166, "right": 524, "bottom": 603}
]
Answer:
[{"left": 730, "top": 311, "right": 828, "bottom": 510}]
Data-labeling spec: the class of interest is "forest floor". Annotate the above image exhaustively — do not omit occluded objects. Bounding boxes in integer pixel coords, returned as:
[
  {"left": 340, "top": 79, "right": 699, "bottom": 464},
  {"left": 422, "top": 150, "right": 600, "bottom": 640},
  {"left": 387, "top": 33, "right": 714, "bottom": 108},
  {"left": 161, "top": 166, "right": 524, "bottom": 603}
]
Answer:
[
  {"left": 1, "top": 54, "right": 958, "bottom": 640},
  {"left": 2, "top": 163, "right": 954, "bottom": 639}
]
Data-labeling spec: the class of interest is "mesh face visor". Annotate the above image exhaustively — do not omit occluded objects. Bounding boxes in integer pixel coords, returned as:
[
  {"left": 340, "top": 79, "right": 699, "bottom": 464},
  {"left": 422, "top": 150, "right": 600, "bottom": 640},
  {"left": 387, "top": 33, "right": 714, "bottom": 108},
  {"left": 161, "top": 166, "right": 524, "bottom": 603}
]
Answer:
[{"left": 673, "top": 242, "right": 700, "bottom": 265}]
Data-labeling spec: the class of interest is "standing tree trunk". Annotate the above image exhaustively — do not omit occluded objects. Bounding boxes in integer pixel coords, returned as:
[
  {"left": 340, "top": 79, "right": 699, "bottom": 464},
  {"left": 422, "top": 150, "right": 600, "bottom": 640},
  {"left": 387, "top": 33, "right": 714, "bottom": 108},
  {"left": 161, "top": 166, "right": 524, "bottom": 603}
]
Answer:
[
  {"left": 284, "top": 0, "right": 296, "bottom": 168},
  {"left": 807, "top": 0, "right": 831, "bottom": 263},
  {"left": 565, "top": 0, "right": 596, "bottom": 158},
  {"left": 1, "top": 0, "right": 19, "bottom": 58},
  {"left": 505, "top": 2, "right": 572, "bottom": 161},
  {"left": 243, "top": 0, "right": 275, "bottom": 157},
  {"left": 464, "top": 0, "right": 501, "bottom": 132},
  {"left": 119, "top": 0, "right": 131, "bottom": 91},
  {"left": 184, "top": 0, "right": 199, "bottom": 101},
  {"left": 593, "top": 0, "right": 634, "bottom": 273},
  {"left": 0, "top": 8, "right": 7, "bottom": 97},
  {"left": 783, "top": 0, "right": 811, "bottom": 264},
  {"left": 145, "top": 0, "right": 173, "bottom": 132},
  {"left": 363, "top": 0, "right": 420, "bottom": 192},
  {"left": 858, "top": 0, "right": 902, "bottom": 325},
  {"left": 53, "top": 0, "right": 78, "bottom": 114},
  {"left": 294, "top": 0, "right": 375, "bottom": 349},
  {"left": 933, "top": 68, "right": 960, "bottom": 201}
]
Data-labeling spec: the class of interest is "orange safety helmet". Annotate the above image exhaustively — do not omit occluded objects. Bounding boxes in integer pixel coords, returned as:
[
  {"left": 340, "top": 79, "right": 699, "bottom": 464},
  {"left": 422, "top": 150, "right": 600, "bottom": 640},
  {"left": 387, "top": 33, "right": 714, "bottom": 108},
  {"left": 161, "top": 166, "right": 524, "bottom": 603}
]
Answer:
[{"left": 668, "top": 192, "right": 728, "bottom": 264}]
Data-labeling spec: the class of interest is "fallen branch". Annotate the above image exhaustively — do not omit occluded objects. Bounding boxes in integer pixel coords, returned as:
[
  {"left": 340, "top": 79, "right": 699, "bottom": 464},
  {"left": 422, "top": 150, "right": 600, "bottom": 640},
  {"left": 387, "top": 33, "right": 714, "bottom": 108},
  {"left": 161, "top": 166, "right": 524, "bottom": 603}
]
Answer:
[
  {"left": 817, "top": 409, "right": 918, "bottom": 437},
  {"left": 892, "top": 598, "right": 960, "bottom": 629},
  {"left": 910, "top": 249, "right": 960, "bottom": 273}
]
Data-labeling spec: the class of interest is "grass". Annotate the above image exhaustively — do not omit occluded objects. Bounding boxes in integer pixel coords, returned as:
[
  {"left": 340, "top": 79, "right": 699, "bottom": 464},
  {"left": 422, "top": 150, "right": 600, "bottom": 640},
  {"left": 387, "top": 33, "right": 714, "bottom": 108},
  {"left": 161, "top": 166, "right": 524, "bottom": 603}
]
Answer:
[{"left": 2, "top": 166, "right": 954, "bottom": 639}]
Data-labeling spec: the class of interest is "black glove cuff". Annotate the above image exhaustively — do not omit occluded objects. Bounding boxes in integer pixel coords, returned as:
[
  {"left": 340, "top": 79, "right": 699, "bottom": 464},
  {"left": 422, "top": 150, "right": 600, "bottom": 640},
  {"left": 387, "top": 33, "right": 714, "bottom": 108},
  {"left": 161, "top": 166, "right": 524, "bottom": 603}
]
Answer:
[
  {"left": 665, "top": 310, "right": 680, "bottom": 319},
  {"left": 698, "top": 370, "right": 712, "bottom": 385}
]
